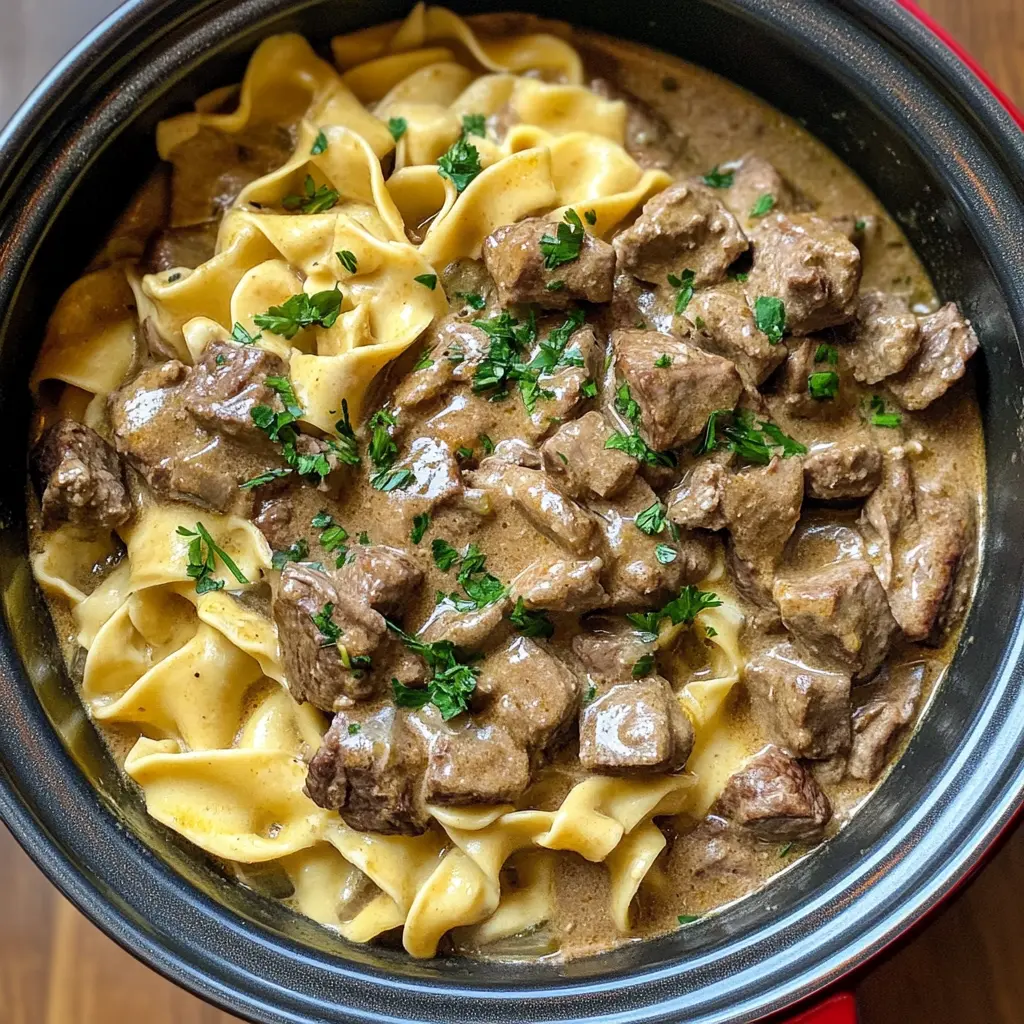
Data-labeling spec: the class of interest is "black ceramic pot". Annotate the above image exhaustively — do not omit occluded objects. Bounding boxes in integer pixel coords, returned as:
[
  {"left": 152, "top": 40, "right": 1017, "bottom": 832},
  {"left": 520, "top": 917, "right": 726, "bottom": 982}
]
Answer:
[{"left": 1, "top": 2, "right": 1022, "bottom": 1022}]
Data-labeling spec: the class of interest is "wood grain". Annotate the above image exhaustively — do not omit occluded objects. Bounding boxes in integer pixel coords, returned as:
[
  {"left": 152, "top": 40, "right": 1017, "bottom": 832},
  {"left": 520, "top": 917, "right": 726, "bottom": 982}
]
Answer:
[{"left": 1, "top": 1, "right": 1022, "bottom": 1021}]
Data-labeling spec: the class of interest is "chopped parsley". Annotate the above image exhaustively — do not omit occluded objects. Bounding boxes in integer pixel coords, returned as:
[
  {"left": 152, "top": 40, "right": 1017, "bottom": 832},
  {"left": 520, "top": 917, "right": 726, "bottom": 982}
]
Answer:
[
  {"left": 455, "top": 543, "right": 506, "bottom": 608},
  {"left": 478, "top": 433, "right": 495, "bottom": 455},
  {"left": 232, "top": 322, "right": 260, "bottom": 345},
  {"left": 239, "top": 467, "right": 293, "bottom": 490},
  {"left": 701, "top": 165, "right": 734, "bottom": 188},
  {"left": 318, "top": 519, "right": 349, "bottom": 553},
  {"left": 310, "top": 130, "right": 328, "bottom": 155},
  {"left": 854, "top": 218, "right": 867, "bottom": 232},
  {"left": 432, "top": 539, "right": 460, "bottom": 571},
  {"left": 509, "top": 597, "right": 554, "bottom": 639},
  {"left": 282, "top": 174, "right": 339, "bottom": 214},
  {"left": 438, "top": 135, "right": 482, "bottom": 193},
  {"left": 655, "top": 544, "right": 677, "bottom": 565},
  {"left": 167, "top": 272, "right": 181, "bottom": 283},
  {"left": 471, "top": 309, "right": 541, "bottom": 407},
  {"left": 178, "top": 523, "right": 249, "bottom": 595},
  {"left": 867, "top": 394, "right": 902, "bottom": 428},
  {"left": 626, "top": 585, "right": 723, "bottom": 637},
  {"left": 655, "top": 353, "right": 672, "bottom": 368},
  {"left": 545, "top": 280, "right": 565, "bottom": 292},
  {"left": 411, "top": 513, "right": 431, "bottom": 545},
  {"left": 749, "top": 193, "right": 775, "bottom": 218},
  {"left": 779, "top": 842, "right": 795, "bottom": 858},
  {"left": 808, "top": 370, "right": 840, "bottom": 400},
  {"left": 414, "top": 273, "right": 438, "bottom": 290},
  {"left": 753, "top": 296, "right": 787, "bottom": 344},
  {"left": 370, "top": 467, "right": 414, "bottom": 492},
  {"left": 387, "top": 116, "right": 407, "bottom": 141},
  {"left": 529, "top": 309, "right": 586, "bottom": 375},
  {"left": 584, "top": 208, "right": 597, "bottom": 226},
  {"left": 462, "top": 113, "right": 486, "bottom": 137},
  {"left": 215, "top": 354, "right": 225, "bottom": 365},
  {"left": 814, "top": 342, "right": 839, "bottom": 365},
  {"left": 584, "top": 683, "right": 597, "bottom": 703},
  {"left": 539, "top": 209, "right": 586, "bottom": 270},
  {"left": 413, "top": 348, "right": 434, "bottom": 371},
  {"left": 358, "top": 532, "right": 370, "bottom": 545},
  {"left": 668, "top": 268, "right": 696, "bottom": 314},
  {"left": 635, "top": 500, "right": 667, "bottom": 536},
  {"left": 729, "top": 270, "right": 749, "bottom": 283},
  {"left": 614, "top": 380, "right": 642, "bottom": 427},
  {"left": 253, "top": 287, "right": 342, "bottom": 339},
  {"left": 696, "top": 407, "right": 806, "bottom": 464},
  {"left": 605, "top": 431, "right": 676, "bottom": 468},
  {"left": 458, "top": 291, "right": 486, "bottom": 310},
  {"left": 677, "top": 914, "right": 701, "bottom": 925},
  {"left": 311, "top": 602, "right": 342, "bottom": 648},
  {"left": 337, "top": 249, "right": 358, "bottom": 273},
  {"left": 333, "top": 399, "right": 360, "bottom": 466},
  {"left": 456, "top": 445, "right": 474, "bottom": 460},
  {"left": 632, "top": 652, "right": 655, "bottom": 678},
  {"left": 581, "top": 379, "right": 598, "bottom": 398},
  {"left": 388, "top": 624, "right": 479, "bottom": 720},
  {"left": 347, "top": 722, "right": 361, "bottom": 735},
  {"left": 367, "top": 407, "right": 398, "bottom": 471}
]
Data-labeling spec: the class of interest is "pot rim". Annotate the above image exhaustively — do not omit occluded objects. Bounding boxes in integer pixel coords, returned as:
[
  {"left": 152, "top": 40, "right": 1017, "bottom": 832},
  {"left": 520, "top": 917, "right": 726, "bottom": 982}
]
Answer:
[{"left": 1, "top": 2, "right": 1023, "bottom": 1022}]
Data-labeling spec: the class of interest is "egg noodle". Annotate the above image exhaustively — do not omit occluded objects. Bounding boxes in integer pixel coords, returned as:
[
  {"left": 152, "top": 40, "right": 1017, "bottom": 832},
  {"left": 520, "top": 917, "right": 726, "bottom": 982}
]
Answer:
[{"left": 29, "top": 5, "right": 748, "bottom": 957}]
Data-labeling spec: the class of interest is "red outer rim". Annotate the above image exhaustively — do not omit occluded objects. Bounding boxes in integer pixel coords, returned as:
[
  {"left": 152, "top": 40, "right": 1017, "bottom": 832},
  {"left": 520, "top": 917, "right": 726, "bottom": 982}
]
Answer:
[
  {"left": 786, "top": 993, "right": 858, "bottom": 1024},
  {"left": 895, "top": 0, "right": 1024, "bottom": 127}
]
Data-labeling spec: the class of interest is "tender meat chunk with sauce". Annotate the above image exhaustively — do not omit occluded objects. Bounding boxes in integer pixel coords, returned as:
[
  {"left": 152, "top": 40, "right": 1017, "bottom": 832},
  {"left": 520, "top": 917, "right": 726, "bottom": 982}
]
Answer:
[
  {"left": 392, "top": 317, "right": 492, "bottom": 411},
  {"left": 475, "top": 636, "right": 581, "bottom": 755},
  {"left": 541, "top": 412, "right": 637, "bottom": 499},
  {"left": 773, "top": 560, "right": 899, "bottom": 681},
  {"left": 524, "top": 324, "right": 601, "bottom": 441},
  {"left": 573, "top": 628, "right": 656, "bottom": 685},
  {"left": 612, "top": 329, "right": 743, "bottom": 450},
  {"left": 393, "top": 437, "right": 464, "bottom": 513},
  {"left": 777, "top": 338, "right": 844, "bottom": 419},
  {"left": 803, "top": 441, "right": 882, "bottom": 501},
  {"left": 613, "top": 182, "right": 748, "bottom": 287},
  {"left": 305, "top": 705, "right": 430, "bottom": 835},
  {"left": 578, "top": 676, "right": 694, "bottom": 774},
  {"left": 667, "top": 816, "right": 772, "bottom": 887},
  {"left": 590, "top": 77, "right": 687, "bottom": 171},
  {"left": 511, "top": 557, "right": 607, "bottom": 613},
  {"left": 844, "top": 291, "right": 921, "bottom": 385},
  {"left": 688, "top": 287, "right": 787, "bottom": 386},
  {"left": 336, "top": 545, "right": 423, "bottom": 620},
  {"left": 482, "top": 217, "right": 615, "bottom": 309},
  {"left": 860, "top": 449, "right": 917, "bottom": 590},
  {"left": 418, "top": 598, "right": 510, "bottom": 650},
  {"left": 715, "top": 745, "right": 832, "bottom": 841},
  {"left": 745, "top": 212, "right": 862, "bottom": 334},
  {"left": 848, "top": 661, "right": 926, "bottom": 781},
  {"left": 180, "top": 340, "right": 288, "bottom": 441},
  {"left": 887, "top": 302, "right": 979, "bottom": 410},
  {"left": 667, "top": 461, "right": 728, "bottom": 532},
  {"left": 144, "top": 223, "right": 219, "bottom": 273},
  {"left": 424, "top": 724, "right": 531, "bottom": 805},
  {"left": 720, "top": 154, "right": 796, "bottom": 225},
  {"left": 33, "top": 419, "right": 131, "bottom": 529},
  {"left": 744, "top": 641, "right": 852, "bottom": 759}
]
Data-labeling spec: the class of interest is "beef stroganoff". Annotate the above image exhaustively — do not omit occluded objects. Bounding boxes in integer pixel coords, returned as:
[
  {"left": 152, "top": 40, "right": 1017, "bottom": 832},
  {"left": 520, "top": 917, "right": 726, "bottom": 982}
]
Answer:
[{"left": 27, "top": 5, "right": 983, "bottom": 960}]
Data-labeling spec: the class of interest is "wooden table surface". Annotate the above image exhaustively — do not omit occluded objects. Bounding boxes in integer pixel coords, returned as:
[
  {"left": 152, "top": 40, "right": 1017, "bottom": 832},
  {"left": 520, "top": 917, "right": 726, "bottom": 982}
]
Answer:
[{"left": 1, "top": 1, "right": 1022, "bottom": 1021}]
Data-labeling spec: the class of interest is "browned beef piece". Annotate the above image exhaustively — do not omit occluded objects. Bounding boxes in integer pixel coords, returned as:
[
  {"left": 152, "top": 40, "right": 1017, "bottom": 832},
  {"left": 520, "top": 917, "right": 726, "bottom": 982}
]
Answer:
[
  {"left": 848, "top": 661, "right": 926, "bottom": 781},
  {"left": 843, "top": 291, "right": 921, "bottom": 385},
  {"left": 541, "top": 411, "right": 637, "bottom": 499},
  {"left": 391, "top": 436, "right": 464, "bottom": 512},
  {"left": 167, "top": 124, "right": 294, "bottom": 226},
  {"left": 510, "top": 557, "right": 607, "bottom": 613},
  {"left": 803, "top": 441, "right": 882, "bottom": 501},
  {"left": 720, "top": 154, "right": 796, "bottom": 225},
  {"left": 592, "top": 478, "right": 713, "bottom": 608},
  {"left": 613, "top": 182, "right": 748, "bottom": 288},
  {"left": 109, "top": 361, "right": 282, "bottom": 513},
  {"left": 274, "top": 564, "right": 421, "bottom": 709},
  {"left": 470, "top": 458, "right": 598, "bottom": 556},
  {"left": 745, "top": 212, "right": 861, "bottom": 334},
  {"left": 393, "top": 316, "right": 492, "bottom": 411},
  {"left": 180, "top": 340, "right": 288, "bottom": 441},
  {"left": 722, "top": 456, "right": 804, "bottom": 602},
  {"left": 688, "top": 287, "right": 787, "bottom": 386},
  {"left": 887, "top": 302, "right": 979, "bottom": 410},
  {"left": 423, "top": 724, "right": 530, "bottom": 805},
  {"left": 715, "top": 745, "right": 832, "bottom": 841},
  {"left": 667, "top": 816, "right": 773, "bottom": 886},
  {"left": 482, "top": 217, "right": 615, "bottom": 309},
  {"left": 144, "top": 223, "right": 219, "bottom": 273},
  {"left": 305, "top": 704, "right": 430, "bottom": 834},
  {"left": 667, "top": 461, "right": 728, "bottom": 531},
  {"left": 475, "top": 636, "right": 581, "bottom": 754},
  {"left": 440, "top": 258, "right": 500, "bottom": 317},
  {"left": 418, "top": 598, "right": 510, "bottom": 649},
  {"left": 573, "top": 628, "right": 656, "bottom": 684},
  {"left": 744, "top": 641, "right": 852, "bottom": 759},
  {"left": 578, "top": 676, "right": 694, "bottom": 774},
  {"left": 33, "top": 419, "right": 131, "bottom": 529},
  {"left": 336, "top": 545, "right": 423, "bottom": 620},
  {"left": 612, "top": 329, "right": 742, "bottom": 450},
  {"left": 859, "top": 449, "right": 916, "bottom": 589},
  {"left": 590, "top": 77, "right": 687, "bottom": 171},
  {"left": 254, "top": 497, "right": 294, "bottom": 552},
  {"left": 777, "top": 338, "right": 845, "bottom": 419},
  {"left": 604, "top": 270, "right": 676, "bottom": 338},
  {"left": 524, "top": 324, "right": 601, "bottom": 441},
  {"left": 773, "top": 560, "right": 899, "bottom": 681}
]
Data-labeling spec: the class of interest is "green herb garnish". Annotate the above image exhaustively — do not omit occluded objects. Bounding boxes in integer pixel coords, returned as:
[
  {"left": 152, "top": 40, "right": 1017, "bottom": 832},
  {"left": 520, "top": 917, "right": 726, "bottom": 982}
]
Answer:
[
  {"left": 702, "top": 165, "right": 734, "bottom": 188},
  {"left": 750, "top": 193, "right": 775, "bottom": 218},
  {"left": 655, "top": 544, "right": 677, "bottom": 564},
  {"left": 668, "top": 268, "right": 696, "bottom": 314},
  {"left": 232, "top": 322, "right": 260, "bottom": 346},
  {"left": 178, "top": 523, "right": 249, "bottom": 595},
  {"left": 411, "top": 513, "right": 431, "bottom": 545},
  {"left": 388, "top": 624, "right": 479, "bottom": 720},
  {"left": 632, "top": 653, "right": 655, "bottom": 678},
  {"left": 432, "top": 539, "right": 460, "bottom": 571},
  {"left": 438, "top": 135, "right": 482, "bottom": 193},
  {"left": 337, "top": 249, "right": 358, "bottom": 273},
  {"left": 282, "top": 174, "right": 339, "bottom": 214},
  {"left": 868, "top": 394, "right": 902, "bottom": 428},
  {"left": 808, "top": 370, "right": 839, "bottom": 400},
  {"left": 462, "top": 113, "right": 486, "bottom": 137},
  {"left": 635, "top": 500, "right": 667, "bottom": 536},
  {"left": 509, "top": 597, "right": 555, "bottom": 639},
  {"left": 539, "top": 209, "right": 586, "bottom": 270},
  {"left": 239, "top": 467, "right": 293, "bottom": 490},
  {"left": 310, "top": 130, "right": 328, "bottom": 155},
  {"left": 754, "top": 296, "right": 786, "bottom": 344},
  {"left": 253, "top": 287, "right": 342, "bottom": 339},
  {"left": 388, "top": 116, "right": 407, "bottom": 141},
  {"left": 414, "top": 273, "right": 438, "bottom": 290}
]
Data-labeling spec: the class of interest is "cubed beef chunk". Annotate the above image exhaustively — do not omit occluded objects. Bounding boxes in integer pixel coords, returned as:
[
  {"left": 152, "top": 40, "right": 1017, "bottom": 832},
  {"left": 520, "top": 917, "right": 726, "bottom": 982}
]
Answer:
[
  {"left": 305, "top": 705, "right": 430, "bottom": 835},
  {"left": 613, "top": 182, "right": 748, "bottom": 287},
  {"left": 887, "top": 302, "right": 979, "bottom": 410},
  {"left": 392, "top": 317, "right": 492, "bottom": 411},
  {"left": 688, "top": 287, "right": 787, "bottom": 386},
  {"left": 441, "top": 258, "right": 500, "bottom": 317},
  {"left": 578, "top": 676, "right": 694, "bottom": 774},
  {"left": 667, "top": 461, "right": 728, "bottom": 531},
  {"left": 524, "top": 324, "right": 601, "bottom": 441},
  {"left": 476, "top": 636, "right": 581, "bottom": 754},
  {"left": 744, "top": 641, "right": 852, "bottom": 759},
  {"left": 573, "top": 628, "right": 656, "bottom": 685},
  {"left": 848, "top": 660, "right": 925, "bottom": 781},
  {"left": 773, "top": 560, "right": 898, "bottom": 681},
  {"left": 803, "top": 441, "right": 882, "bottom": 501},
  {"left": 777, "top": 338, "right": 844, "bottom": 419},
  {"left": 860, "top": 449, "right": 916, "bottom": 589},
  {"left": 843, "top": 291, "right": 921, "bottom": 385},
  {"left": 745, "top": 212, "right": 861, "bottom": 334},
  {"left": 418, "top": 597, "right": 510, "bottom": 649},
  {"left": 180, "top": 340, "right": 288, "bottom": 441},
  {"left": 590, "top": 78, "right": 687, "bottom": 171},
  {"left": 336, "top": 545, "right": 423, "bottom": 620},
  {"left": 722, "top": 456, "right": 804, "bottom": 601},
  {"left": 424, "top": 724, "right": 530, "bottom": 805},
  {"left": 720, "top": 154, "right": 796, "bottom": 225},
  {"left": 667, "top": 816, "right": 773, "bottom": 887},
  {"left": 33, "top": 419, "right": 131, "bottom": 529},
  {"left": 392, "top": 436, "right": 464, "bottom": 513},
  {"left": 511, "top": 557, "right": 607, "bottom": 613},
  {"left": 274, "top": 564, "right": 419, "bottom": 709},
  {"left": 482, "top": 217, "right": 615, "bottom": 309},
  {"left": 612, "top": 329, "right": 743, "bottom": 450},
  {"left": 715, "top": 745, "right": 832, "bottom": 841},
  {"left": 144, "top": 223, "right": 219, "bottom": 273},
  {"left": 254, "top": 497, "right": 294, "bottom": 552},
  {"left": 542, "top": 412, "right": 637, "bottom": 499}
]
